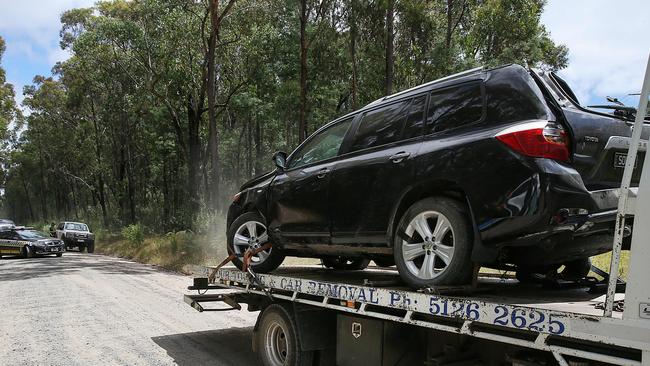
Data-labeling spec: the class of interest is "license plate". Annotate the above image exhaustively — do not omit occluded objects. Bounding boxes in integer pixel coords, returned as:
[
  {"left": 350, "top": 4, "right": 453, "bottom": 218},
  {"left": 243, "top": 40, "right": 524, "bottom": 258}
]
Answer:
[
  {"left": 614, "top": 152, "right": 638, "bottom": 168},
  {"left": 78, "top": 239, "right": 85, "bottom": 243},
  {"left": 51, "top": 247, "right": 59, "bottom": 252}
]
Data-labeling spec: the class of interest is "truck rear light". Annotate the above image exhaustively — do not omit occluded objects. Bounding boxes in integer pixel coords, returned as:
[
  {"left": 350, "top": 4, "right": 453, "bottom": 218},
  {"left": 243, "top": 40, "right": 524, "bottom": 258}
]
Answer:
[{"left": 495, "top": 121, "right": 570, "bottom": 162}]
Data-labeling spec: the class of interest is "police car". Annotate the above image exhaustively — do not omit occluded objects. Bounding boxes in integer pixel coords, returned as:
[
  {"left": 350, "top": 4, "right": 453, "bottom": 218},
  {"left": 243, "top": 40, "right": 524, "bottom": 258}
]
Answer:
[{"left": 0, "top": 227, "right": 66, "bottom": 258}]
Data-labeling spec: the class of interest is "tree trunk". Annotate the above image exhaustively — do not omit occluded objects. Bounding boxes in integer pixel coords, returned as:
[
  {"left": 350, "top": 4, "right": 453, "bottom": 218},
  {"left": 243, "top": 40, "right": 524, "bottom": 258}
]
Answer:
[
  {"left": 254, "top": 115, "right": 262, "bottom": 175},
  {"left": 207, "top": 0, "right": 221, "bottom": 212},
  {"left": 187, "top": 100, "right": 202, "bottom": 220},
  {"left": 298, "top": 0, "right": 309, "bottom": 142},
  {"left": 90, "top": 99, "right": 108, "bottom": 228},
  {"left": 21, "top": 177, "right": 35, "bottom": 222},
  {"left": 349, "top": 0, "right": 358, "bottom": 109},
  {"left": 385, "top": 0, "right": 395, "bottom": 96},
  {"left": 446, "top": 0, "right": 453, "bottom": 50}
]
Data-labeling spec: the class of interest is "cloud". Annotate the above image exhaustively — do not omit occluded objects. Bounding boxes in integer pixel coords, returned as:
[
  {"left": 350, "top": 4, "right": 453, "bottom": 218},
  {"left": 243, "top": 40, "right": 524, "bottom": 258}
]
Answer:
[{"left": 542, "top": 0, "right": 649, "bottom": 106}]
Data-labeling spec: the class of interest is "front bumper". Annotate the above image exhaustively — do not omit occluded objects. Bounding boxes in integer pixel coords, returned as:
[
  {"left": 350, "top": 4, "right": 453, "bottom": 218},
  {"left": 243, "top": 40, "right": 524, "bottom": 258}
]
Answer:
[{"left": 33, "top": 245, "right": 66, "bottom": 255}]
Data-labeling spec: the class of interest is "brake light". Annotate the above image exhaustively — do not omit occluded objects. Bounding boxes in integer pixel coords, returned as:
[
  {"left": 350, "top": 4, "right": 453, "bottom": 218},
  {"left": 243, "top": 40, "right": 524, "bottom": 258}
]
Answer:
[{"left": 495, "top": 121, "right": 570, "bottom": 162}]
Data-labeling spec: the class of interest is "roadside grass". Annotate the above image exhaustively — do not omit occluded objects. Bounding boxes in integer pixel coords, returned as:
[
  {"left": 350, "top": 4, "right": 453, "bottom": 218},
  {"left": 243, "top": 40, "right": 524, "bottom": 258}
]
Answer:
[{"left": 96, "top": 232, "right": 223, "bottom": 272}]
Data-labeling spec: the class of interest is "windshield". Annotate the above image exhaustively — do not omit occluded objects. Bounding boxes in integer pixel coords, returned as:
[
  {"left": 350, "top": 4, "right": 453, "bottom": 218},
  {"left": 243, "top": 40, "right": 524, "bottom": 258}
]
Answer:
[
  {"left": 16, "top": 230, "right": 49, "bottom": 240},
  {"left": 65, "top": 223, "right": 89, "bottom": 231}
]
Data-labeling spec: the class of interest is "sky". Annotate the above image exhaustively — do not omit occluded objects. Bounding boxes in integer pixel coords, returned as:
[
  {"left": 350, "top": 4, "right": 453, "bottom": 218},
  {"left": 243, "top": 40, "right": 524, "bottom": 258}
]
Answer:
[{"left": 0, "top": 0, "right": 648, "bottom": 110}]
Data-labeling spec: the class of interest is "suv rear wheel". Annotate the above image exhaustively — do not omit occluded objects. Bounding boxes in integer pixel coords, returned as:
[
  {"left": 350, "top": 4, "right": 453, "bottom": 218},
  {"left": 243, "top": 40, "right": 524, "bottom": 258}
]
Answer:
[
  {"left": 321, "top": 257, "right": 370, "bottom": 270},
  {"left": 393, "top": 197, "right": 474, "bottom": 287},
  {"left": 227, "top": 212, "right": 285, "bottom": 273}
]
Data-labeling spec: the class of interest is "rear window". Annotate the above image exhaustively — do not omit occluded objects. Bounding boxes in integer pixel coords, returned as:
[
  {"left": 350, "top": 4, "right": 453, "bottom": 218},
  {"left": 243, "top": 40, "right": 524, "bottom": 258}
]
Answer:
[
  {"left": 349, "top": 100, "right": 409, "bottom": 152},
  {"left": 425, "top": 82, "right": 484, "bottom": 134}
]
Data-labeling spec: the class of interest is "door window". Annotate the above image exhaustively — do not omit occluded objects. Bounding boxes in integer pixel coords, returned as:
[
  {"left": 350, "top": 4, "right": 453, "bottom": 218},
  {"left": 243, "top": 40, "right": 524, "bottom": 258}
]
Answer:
[
  {"left": 401, "top": 95, "right": 427, "bottom": 140},
  {"left": 425, "top": 82, "right": 483, "bottom": 134},
  {"left": 288, "top": 117, "right": 353, "bottom": 169},
  {"left": 349, "top": 100, "right": 409, "bottom": 152}
]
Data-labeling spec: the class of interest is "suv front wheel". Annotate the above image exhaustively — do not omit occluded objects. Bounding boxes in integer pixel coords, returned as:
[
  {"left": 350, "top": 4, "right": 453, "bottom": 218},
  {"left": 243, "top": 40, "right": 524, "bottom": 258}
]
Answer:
[
  {"left": 227, "top": 212, "right": 285, "bottom": 273},
  {"left": 393, "top": 197, "right": 474, "bottom": 288}
]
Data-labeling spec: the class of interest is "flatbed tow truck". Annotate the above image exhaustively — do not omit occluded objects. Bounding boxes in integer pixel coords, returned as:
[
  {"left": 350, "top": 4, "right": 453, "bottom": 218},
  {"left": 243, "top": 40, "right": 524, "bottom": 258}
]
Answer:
[{"left": 184, "top": 57, "right": 650, "bottom": 366}]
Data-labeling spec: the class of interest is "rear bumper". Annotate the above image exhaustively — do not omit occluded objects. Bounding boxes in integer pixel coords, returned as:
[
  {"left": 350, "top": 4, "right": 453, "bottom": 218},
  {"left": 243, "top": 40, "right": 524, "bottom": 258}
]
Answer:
[{"left": 471, "top": 158, "right": 634, "bottom": 265}]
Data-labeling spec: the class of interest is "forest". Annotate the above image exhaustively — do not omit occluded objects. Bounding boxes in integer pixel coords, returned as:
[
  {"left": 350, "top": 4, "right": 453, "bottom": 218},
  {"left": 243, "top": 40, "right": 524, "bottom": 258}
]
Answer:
[{"left": 0, "top": 0, "right": 568, "bottom": 234}]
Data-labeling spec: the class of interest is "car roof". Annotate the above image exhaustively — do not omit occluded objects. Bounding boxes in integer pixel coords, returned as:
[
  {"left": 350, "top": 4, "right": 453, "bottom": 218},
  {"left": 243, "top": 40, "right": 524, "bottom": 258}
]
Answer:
[{"left": 63, "top": 222, "right": 87, "bottom": 225}]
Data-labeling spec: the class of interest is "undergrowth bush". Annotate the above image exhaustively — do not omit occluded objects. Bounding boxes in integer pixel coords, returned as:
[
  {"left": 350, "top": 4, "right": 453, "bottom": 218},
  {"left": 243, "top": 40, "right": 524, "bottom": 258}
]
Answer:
[{"left": 121, "top": 224, "right": 145, "bottom": 248}]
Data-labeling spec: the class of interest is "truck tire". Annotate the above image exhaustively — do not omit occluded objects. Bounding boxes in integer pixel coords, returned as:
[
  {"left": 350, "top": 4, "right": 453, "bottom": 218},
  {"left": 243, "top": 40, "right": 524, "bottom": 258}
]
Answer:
[
  {"left": 321, "top": 257, "right": 370, "bottom": 270},
  {"left": 87, "top": 242, "right": 95, "bottom": 254},
  {"left": 56, "top": 253, "right": 63, "bottom": 257},
  {"left": 393, "top": 197, "right": 474, "bottom": 288},
  {"left": 256, "top": 304, "right": 313, "bottom": 366},
  {"left": 227, "top": 212, "right": 285, "bottom": 273}
]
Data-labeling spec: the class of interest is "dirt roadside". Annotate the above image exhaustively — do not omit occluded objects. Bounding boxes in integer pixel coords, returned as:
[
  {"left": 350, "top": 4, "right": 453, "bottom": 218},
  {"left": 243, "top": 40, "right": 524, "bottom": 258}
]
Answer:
[{"left": 0, "top": 252, "right": 260, "bottom": 366}]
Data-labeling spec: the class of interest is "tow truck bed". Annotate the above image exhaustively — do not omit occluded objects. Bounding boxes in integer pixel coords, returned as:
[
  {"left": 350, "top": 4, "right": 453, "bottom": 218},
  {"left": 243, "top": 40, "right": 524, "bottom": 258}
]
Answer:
[{"left": 186, "top": 266, "right": 646, "bottom": 365}]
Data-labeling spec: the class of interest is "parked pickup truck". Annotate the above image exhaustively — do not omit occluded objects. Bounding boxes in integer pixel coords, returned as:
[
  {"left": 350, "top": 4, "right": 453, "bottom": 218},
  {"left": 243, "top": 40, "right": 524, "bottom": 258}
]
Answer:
[{"left": 55, "top": 222, "right": 95, "bottom": 253}]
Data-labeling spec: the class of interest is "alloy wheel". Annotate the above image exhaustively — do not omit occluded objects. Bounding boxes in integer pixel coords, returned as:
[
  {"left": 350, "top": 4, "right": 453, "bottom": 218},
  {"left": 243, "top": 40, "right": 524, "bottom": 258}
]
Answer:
[
  {"left": 232, "top": 220, "right": 271, "bottom": 263},
  {"left": 401, "top": 210, "right": 455, "bottom": 280}
]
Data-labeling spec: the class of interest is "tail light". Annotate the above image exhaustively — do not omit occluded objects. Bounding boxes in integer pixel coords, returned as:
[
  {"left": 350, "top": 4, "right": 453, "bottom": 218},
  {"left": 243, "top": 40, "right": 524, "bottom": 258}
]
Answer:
[{"left": 495, "top": 121, "right": 570, "bottom": 162}]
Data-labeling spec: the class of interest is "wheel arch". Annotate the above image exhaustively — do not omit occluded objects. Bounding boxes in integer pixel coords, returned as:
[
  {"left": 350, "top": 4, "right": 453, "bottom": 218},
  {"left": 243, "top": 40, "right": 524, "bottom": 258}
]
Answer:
[{"left": 386, "top": 180, "right": 498, "bottom": 264}]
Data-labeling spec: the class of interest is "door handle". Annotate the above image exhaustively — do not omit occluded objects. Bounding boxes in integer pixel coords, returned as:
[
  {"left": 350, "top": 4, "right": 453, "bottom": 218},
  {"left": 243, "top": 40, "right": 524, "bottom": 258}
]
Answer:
[
  {"left": 316, "top": 168, "right": 330, "bottom": 179},
  {"left": 389, "top": 151, "right": 411, "bottom": 163}
]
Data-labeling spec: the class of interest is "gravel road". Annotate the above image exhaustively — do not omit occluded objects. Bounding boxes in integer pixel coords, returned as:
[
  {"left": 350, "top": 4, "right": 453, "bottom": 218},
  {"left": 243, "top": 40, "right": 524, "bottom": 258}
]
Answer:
[{"left": 0, "top": 253, "right": 260, "bottom": 366}]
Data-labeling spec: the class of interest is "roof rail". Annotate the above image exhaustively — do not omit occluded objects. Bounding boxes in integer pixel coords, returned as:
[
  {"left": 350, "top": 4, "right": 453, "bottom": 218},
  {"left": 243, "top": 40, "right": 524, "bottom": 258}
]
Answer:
[{"left": 368, "top": 66, "right": 484, "bottom": 106}]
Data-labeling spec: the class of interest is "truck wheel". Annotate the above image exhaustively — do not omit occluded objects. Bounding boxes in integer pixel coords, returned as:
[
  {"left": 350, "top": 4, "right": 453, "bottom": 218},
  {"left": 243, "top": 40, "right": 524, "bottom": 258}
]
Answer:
[
  {"left": 56, "top": 253, "right": 63, "bottom": 257},
  {"left": 393, "top": 197, "right": 474, "bottom": 288},
  {"left": 87, "top": 243, "right": 95, "bottom": 254},
  {"left": 321, "top": 257, "right": 370, "bottom": 270},
  {"left": 256, "top": 304, "right": 313, "bottom": 366},
  {"left": 227, "top": 212, "right": 285, "bottom": 273}
]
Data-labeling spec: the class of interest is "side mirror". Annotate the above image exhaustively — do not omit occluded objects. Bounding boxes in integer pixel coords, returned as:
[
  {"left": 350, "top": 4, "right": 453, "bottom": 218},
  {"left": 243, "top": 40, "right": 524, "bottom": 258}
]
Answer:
[{"left": 272, "top": 151, "right": 287, "bottom": 171}]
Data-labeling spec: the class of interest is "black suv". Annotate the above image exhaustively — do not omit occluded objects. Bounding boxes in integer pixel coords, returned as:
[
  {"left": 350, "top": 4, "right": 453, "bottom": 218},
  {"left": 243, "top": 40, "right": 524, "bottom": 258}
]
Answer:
[{"left": 227, "top": 64, "right": 647, "bottom": 288}]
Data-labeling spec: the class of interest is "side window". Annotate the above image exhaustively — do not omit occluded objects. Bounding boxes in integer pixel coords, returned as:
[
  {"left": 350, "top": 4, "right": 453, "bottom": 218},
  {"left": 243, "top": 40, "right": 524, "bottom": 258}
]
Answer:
[
  {"left": 349, "top": 100, "right": 409, "bottom": 152},
  {"left": 0, "top": 231, "right": 11, "bottom": 239},
  {"left": 58, "top": 223, "right": 64, "bottom": 230},
  {"left": 401, "top": 95, "right": 427, "bottom": 140},
  {"left": 425, "top": 82, "right": 483, "bottom": 134},
  {"left": 288, "top": 117, "right": 353, "bottom": 169}
]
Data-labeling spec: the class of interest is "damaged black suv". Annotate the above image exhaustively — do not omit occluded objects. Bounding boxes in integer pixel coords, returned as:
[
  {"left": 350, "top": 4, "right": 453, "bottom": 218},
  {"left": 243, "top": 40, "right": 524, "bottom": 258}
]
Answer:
[{"left": 227, "top": 64, "right": 646, "bottom": 288}]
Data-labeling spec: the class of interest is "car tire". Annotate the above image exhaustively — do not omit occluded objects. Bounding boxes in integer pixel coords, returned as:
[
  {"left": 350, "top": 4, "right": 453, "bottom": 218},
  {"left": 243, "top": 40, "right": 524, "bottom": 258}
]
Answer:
[
  {"left": 321, "top": 257, "right": 370, "bottom": 270},
  {"left": 227, "top": 212, "right": 285, "bottom": 273},
  {"left": 560, "top": 257, "right": 592, "bottom": 281},
  {"left": 393, "top": 197, "right": 474, "bottom": 288},
  {"left": 256, "top": 304, "right": 313, "bottom": 366},
  {"left": 87, "top": 243, "right": 95, "bottom": 254},
  {"left": 517, "top": 258, "right": 592, "bottom": 283},
  {"left": 56, "top": 253, "right": 63, "bottom": 257},
  {"left": 516, "top": 266, "right": 554, "bottom": 283},
  {"left": 22, "top": 245, "right": 34, "bottom": 259}
]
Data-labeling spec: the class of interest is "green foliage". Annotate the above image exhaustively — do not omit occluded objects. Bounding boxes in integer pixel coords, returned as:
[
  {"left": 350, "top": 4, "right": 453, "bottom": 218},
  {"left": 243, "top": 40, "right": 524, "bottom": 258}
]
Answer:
[
  {"left": 121, "top": 224, "right": 145, "bottom": 248},
  {"left": 0, "top": 0, "right": 568, "bottom": 233}
]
